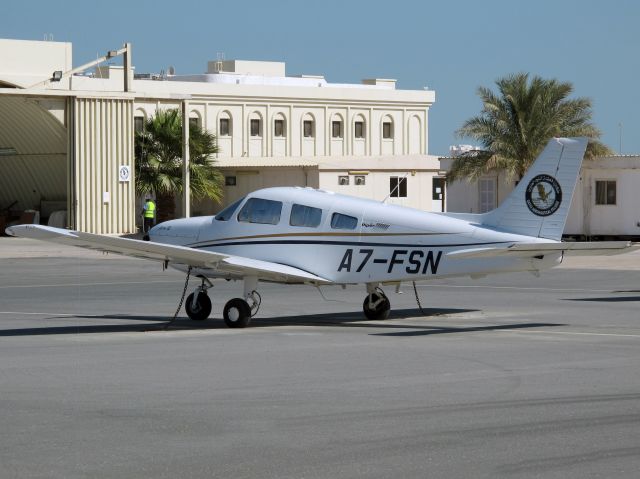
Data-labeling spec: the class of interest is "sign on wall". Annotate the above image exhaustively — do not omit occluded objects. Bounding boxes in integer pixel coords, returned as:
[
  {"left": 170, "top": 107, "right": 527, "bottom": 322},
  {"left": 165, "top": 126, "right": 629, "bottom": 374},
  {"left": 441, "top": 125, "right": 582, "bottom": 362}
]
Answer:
[{"left": 119, "top": 165, "right": 131, "bottom": 182}]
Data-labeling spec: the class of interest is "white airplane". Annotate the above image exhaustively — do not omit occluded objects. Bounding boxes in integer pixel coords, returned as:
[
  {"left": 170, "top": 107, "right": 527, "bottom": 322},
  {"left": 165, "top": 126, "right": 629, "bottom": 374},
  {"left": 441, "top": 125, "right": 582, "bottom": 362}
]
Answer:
[{"left": 6, "top": 137, "right": 635, "bottom": 328}]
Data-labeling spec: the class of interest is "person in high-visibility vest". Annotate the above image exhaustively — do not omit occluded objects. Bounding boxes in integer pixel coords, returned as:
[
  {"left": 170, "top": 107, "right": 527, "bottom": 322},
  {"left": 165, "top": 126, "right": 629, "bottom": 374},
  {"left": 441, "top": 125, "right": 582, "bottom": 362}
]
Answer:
[{"left": 142, "top": 197, "right": 156, "bottom": 233}]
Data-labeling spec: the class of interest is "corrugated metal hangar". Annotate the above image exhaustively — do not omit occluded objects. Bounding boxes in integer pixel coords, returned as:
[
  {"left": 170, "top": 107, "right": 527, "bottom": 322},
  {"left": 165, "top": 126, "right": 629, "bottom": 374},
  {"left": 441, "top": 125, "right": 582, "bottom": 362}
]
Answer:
[{"left": 0, "top": 39, "right": 137, "bottom": 234}]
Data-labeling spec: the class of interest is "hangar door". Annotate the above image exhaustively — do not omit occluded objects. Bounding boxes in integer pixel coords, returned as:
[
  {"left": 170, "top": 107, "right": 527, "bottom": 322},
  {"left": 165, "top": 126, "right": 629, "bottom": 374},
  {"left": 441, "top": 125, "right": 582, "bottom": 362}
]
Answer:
[{"left": 0, "top": 95, "right": 67, "bottom": 231}]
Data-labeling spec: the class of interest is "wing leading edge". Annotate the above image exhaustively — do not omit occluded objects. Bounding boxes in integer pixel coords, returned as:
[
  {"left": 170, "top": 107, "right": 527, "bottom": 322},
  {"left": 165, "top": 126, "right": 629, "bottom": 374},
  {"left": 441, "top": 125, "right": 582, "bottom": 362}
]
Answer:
[{"left": 5, "top": 225, "right": 330, "bottom": 284}]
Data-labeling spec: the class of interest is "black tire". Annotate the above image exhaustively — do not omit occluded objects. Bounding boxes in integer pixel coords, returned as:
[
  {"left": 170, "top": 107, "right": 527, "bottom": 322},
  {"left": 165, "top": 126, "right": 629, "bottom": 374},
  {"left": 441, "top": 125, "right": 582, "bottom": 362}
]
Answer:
[
  {"left": 185, "top": 292, "right": 212, "bottom": 321},
  {"left": 363, "top": 293, "right": 391, "bottom": 320},
  {"left": 223, "top": 298, "right": 252, "bottom": 328}
]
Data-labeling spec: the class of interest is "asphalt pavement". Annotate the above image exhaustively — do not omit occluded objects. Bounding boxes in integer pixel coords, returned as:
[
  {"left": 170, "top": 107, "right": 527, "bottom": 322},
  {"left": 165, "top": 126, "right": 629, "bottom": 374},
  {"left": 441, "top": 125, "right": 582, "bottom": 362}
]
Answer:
[{"left": 1, "top": 238, "right": 640, "bottom": 478}]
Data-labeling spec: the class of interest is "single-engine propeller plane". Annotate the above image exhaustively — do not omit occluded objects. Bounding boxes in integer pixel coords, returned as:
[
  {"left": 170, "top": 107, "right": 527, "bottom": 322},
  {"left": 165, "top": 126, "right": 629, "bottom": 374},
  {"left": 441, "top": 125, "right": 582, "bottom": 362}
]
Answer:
[{"left": 6, "top": 137, "right": 636, "bottom": 328}]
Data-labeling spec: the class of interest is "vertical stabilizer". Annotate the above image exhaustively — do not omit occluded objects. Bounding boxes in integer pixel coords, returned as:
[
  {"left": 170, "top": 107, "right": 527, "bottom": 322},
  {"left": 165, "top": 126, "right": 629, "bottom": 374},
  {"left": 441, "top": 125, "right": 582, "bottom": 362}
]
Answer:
[{"left": 482, "top": 137, "right": 588, "bottom": 240}]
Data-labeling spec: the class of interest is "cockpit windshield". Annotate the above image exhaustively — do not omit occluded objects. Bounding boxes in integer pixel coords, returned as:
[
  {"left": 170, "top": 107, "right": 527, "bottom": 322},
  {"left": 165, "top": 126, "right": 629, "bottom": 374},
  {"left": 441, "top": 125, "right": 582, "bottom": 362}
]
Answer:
[{"left": 214, "top": 197, "right": 245, "bottom": 221}]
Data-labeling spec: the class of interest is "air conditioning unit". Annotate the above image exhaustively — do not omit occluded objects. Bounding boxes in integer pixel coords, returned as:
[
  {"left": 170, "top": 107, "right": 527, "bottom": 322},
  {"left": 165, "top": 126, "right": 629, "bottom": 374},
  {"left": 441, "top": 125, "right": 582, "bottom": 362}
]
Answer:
[
  {"left": 355, "top": 176, "right": 366, "bottom": 186},
  {"left": 338, "top": 176, "right": 349, "bottom": 186}
]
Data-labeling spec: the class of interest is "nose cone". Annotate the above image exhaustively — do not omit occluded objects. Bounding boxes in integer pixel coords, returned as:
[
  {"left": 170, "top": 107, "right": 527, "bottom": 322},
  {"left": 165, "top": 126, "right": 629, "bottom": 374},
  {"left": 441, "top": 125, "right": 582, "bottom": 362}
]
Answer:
[{"left": 148, "top": 217, "right": 210, "bottom": 244}]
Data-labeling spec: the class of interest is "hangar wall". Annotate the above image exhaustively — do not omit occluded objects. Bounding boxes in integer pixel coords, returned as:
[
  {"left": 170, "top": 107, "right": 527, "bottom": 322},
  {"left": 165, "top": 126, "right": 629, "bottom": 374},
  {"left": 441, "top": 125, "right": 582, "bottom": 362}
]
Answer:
[{"left": 70, "top": 97, "right": 135, "bottom": 234}]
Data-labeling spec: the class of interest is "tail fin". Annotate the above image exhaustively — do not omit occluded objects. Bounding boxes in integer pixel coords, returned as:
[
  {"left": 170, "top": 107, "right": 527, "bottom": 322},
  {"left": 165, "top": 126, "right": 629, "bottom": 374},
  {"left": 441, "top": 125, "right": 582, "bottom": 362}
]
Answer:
[{"left": 482, "top": 137, "right": 588, "bottom": 240}]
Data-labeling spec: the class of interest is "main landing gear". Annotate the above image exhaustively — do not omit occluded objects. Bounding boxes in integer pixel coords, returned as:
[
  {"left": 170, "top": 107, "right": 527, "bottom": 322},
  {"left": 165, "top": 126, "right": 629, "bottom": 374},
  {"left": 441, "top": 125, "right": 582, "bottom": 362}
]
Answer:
[
  {"left": 363, "top": 283, "right": 391, "bottom": 320},
  {"left": 183, "top": 275, "right": 261, "bottom": 328}
]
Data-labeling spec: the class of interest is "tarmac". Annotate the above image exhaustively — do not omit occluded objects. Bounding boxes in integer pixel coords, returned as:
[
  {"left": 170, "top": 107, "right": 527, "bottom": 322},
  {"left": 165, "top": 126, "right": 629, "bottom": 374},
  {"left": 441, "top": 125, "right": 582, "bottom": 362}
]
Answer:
[{"left": 1, "top": 237, "right": 640, "bottom": 478}]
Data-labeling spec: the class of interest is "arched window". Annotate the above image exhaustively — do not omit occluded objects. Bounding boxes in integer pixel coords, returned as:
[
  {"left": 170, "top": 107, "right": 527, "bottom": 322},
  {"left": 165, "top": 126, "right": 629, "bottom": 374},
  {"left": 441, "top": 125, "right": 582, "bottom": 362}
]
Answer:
[
  {"left": 249, "top": 112, "right": 263, "bottom": 137},
  {"left": 273, "top": 113, "right": 287, "bottom": 138},
  {"left": 382, "top": 115, "right": 394, "bottom": 139},
  {"left": 218, "top": 111, "right": 232, "bottom": 137},
  {"left": 134, "top": 108, "right": 147, "bottom": 133},
  {"left": 331, "top": 114, "right": 344, "bottom": 139},
  {"left": 354, "top": 117, "right": 366, "bottom": 139},
  {"left": 302, "top": 113, "right": 315, "bottom": 138},
  {"left": 189, "top": 110, "right": 202, "bottom": 129}
]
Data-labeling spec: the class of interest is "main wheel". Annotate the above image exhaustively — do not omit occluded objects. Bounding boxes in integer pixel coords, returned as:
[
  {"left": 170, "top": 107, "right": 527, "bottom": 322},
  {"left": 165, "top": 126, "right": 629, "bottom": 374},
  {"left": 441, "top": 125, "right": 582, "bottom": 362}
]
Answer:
[
  {"left": 363, "top": 293, "right": 391, "bottom": 320},
  {"left": 223, "top": 298, "right": 252, "bottom": 328},
  {"left": 185, "top": 292, "right": 212, "bottom": 321}
]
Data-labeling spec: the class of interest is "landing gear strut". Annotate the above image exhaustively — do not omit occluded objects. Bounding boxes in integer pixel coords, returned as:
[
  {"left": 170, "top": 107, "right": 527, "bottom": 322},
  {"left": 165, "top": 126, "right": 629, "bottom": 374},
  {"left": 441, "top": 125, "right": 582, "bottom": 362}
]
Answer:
[
  {"left": 223, "top": 276, "right": 261, "bottom": 328},
  {"left": 363, "top": 284, "right": 391, "bottom": 320},
  {"left": 185, "top": 276, "right": 213, "bottom": 321}
]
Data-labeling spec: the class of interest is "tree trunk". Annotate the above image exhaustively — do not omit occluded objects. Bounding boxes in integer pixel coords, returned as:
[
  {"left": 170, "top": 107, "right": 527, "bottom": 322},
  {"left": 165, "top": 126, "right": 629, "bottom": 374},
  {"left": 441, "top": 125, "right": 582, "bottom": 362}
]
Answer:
[{"left": 156, "top": 191, "right": 176, "bottom": 224}]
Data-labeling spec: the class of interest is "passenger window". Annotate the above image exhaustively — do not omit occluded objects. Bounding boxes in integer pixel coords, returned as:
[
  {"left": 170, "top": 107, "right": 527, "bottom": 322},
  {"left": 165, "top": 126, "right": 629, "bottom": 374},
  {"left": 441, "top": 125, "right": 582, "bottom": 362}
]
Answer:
[
  {"left": 331, "top": 212, "right": 358, "bottom": 230},
  {"left": 215, "top": 197, "right": 244, "bottom": 221},
  {"left": 290, "top": 204, "right": 322, "bottom": 227},
  {"left": 237, "top": 198, "right": 282, "bottom": 225}
]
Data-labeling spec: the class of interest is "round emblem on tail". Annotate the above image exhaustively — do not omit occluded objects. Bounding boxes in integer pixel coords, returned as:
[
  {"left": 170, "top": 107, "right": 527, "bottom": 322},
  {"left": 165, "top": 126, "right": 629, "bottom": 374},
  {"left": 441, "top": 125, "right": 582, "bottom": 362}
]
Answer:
[{"left": 525, "top": 174, "right": 562, "bottom": 216}]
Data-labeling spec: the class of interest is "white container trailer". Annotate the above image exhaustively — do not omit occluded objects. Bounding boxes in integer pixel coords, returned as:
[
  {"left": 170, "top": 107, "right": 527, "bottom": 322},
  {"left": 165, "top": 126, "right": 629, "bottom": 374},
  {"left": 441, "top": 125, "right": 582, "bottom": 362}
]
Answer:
[{"left": 563, "top": 156, "right": 640, "bottom": 239}]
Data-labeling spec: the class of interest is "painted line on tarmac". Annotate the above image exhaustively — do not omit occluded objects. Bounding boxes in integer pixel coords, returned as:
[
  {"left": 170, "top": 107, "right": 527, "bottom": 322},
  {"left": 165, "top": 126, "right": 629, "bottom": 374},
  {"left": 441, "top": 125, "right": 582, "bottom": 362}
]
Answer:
[
  {"left": 0, "top": 280, "right": 180, "bottom": 290},
  {"left": 0, "top": 311, "right": 79, "bottom": 316},
  {"left": 501, "top": 329, "right": 640, "bottom": 339},
  {"left": 416, "top": 284, "right": 613, "bottom": 293}
]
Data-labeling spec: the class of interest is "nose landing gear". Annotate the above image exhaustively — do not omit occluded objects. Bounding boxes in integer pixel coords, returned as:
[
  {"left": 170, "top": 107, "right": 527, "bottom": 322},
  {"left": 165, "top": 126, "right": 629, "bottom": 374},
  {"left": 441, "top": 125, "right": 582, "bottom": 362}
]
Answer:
[
  {"left": 363, "top": 284, "right": 391, "bottom": 320},
  {"left": 185, "top": 276, "right": 213, "bottom": 321}
]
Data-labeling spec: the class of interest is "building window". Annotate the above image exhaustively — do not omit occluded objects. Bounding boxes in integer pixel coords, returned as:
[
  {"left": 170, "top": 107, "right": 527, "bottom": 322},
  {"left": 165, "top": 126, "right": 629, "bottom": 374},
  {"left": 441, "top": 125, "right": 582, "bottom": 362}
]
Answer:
[
  {"left": 274, "top": 119, "right": 285, "bottom": 137},
  {"left": 134, "top": 116, "right": 144, "bottom": 133},
  {"left": 338, "top": 175, "right": 349, "bottom": 186},
  {"left": 189, "top": 117, "right": 200, "bottom": 129},
  {"left": 479, "top": 177, "right": 497, "bottom": 213},
  {"left": 382, "top": 121, "right": 393, "bottom": 139},
  {"left": 595, "top": 180, "right": 616, "bottom": 205},
  {"left": 389, "top": 176, "right": 407, "bottom": 198},
  {"left": 250, "top": 119, "right": 261, "bottom": 137},
  {"left": 225, "top": 176, "right": 237, "bottom": 186},
  {"left": 219, "top": 118, "right": 230, "bottom": 136},
  {"left": 332, "top": 120, "right": 343, "bottom": 138},
  {"left": 354, "top": 175, "right": 366, "bottom": 186},
  {"left": 303, "top": 120, "right": 314, "bottom": 138},
  {"left": 354, "top": 121, "right": 365, "bottom": 139}
]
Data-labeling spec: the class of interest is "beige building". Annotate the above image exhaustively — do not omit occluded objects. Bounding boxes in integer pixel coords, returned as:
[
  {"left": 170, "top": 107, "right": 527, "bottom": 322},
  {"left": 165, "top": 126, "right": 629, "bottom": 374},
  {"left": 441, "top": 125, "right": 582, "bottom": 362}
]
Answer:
[{"left": 0, "top": 38, "right": 440, "bottom": 234}]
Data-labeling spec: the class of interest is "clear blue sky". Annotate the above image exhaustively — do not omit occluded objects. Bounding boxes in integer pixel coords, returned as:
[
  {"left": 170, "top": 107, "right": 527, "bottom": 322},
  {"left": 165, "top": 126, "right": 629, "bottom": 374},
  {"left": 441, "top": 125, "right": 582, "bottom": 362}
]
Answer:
[{"left": 3, "top": 0, "right": 639, "bottom": 156}]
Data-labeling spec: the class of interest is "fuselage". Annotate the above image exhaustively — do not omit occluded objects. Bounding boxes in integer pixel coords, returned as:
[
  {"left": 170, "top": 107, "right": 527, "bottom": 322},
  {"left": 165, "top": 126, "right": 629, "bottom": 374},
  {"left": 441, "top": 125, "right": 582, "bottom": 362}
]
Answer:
[{"left": 149, "top": 187, "right": 561, "bottom": 283}]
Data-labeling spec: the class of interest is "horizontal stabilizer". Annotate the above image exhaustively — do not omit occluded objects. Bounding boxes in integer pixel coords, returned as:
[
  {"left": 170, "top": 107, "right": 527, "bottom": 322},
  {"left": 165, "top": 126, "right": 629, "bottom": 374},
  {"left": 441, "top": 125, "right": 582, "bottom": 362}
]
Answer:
[
  {"left": 447, "top": 241, "right": 638, "bottom": 259},
  {"left": 5, "top": 224, "right": 330, "bottom": 284}
]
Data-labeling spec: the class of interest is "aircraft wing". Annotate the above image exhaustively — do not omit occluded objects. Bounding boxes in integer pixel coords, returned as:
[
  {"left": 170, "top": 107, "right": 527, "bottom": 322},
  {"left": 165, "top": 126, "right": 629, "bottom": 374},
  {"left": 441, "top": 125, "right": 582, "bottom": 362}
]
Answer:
[
  {"left": 5, "top": 224, "right": 331, "bottom": 284},
  {"left": 447, "top": 241, "right": 638, "bottom": 259}
]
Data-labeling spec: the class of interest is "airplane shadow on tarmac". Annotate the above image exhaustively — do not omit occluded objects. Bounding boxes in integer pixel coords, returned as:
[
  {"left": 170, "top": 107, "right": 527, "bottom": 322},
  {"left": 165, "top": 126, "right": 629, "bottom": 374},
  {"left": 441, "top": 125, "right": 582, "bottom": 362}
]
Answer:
[
  {"left": 0, "top": 307, "right": 564, "bottom": 337},
  {"left": 564, "top": 296, "right": 640, "bottom": 303}
]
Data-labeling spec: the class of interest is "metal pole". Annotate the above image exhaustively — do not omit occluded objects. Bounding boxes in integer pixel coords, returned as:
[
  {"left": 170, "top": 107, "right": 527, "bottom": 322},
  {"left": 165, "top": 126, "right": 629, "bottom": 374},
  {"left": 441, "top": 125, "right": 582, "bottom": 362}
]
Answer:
[
  {"left": 182, "top": 101, "right": 190, "bottom": 218},
  {"left": 124, "top": 42, "right": 132, "bottom": 92}
]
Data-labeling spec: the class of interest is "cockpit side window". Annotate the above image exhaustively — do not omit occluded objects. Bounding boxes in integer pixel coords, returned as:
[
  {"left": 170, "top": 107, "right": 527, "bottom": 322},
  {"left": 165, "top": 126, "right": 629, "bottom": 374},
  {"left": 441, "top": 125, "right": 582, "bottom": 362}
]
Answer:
[
  {"left": 237, "top": 198, "right": 283, "bottom": 225},
  {"left": 330, "top": 212, "right": 358, "bottom": 230},
  {"left": 290, "top": 204, "right": 322, "bottom": 227},
  {"left": 215, "top": 197, "right": 245, "bottom": 221}
]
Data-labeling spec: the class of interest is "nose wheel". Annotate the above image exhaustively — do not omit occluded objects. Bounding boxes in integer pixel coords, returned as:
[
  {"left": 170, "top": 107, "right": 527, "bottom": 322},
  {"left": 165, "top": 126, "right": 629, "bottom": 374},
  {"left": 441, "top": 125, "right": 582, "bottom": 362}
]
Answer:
[
  {"left": 184, "top": 276, "right": 213, "bottom": 321},
  {"left": 363, "top": 285, "right": 391, "bottom": 320},
  {"left": 185, "top": 292, "right": 212, "bottom": 321}
]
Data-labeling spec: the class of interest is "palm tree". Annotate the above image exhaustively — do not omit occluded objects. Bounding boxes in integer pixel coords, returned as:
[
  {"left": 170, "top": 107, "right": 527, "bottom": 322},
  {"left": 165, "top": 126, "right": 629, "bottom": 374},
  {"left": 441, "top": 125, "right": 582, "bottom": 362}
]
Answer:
[
  {"left": 449, "top": 73, "right": 612, "bottom": 182},
  {"left": 135, "top": 109, "right": 224, "bottom": 223}
]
